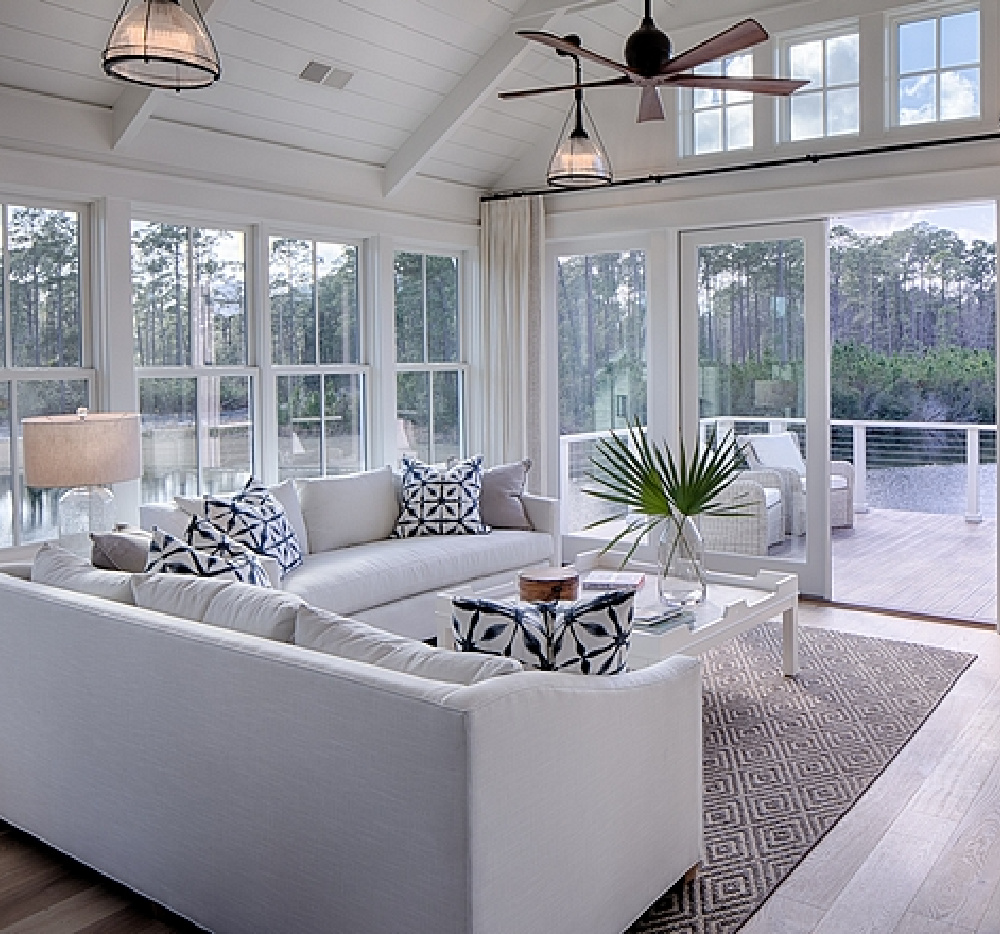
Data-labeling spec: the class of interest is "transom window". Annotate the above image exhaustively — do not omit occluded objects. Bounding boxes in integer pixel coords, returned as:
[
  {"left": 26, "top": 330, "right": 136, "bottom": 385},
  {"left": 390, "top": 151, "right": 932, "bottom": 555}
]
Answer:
[
  {"left": 394, "top": 251, "right": 464, "bottom": 465},
  {"left": 268, "top": 237, "right": 364, "bottom": 479},
  {"left": 132, "top": 221, "right": 254, "bottom": 501},
  {"left": 780, "top": 29, "right": 860, "bottom": 141},
  {"left": 892, "top": 6, "right": 979, "bottom": 125},
  {"left": 683, "top": 53, "right": 754, "bottom": 156}
]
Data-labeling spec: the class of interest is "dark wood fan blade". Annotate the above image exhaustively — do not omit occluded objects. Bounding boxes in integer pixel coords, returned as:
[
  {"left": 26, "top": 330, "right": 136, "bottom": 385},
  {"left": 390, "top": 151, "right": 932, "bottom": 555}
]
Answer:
[
  {"left": 499, "top": 76, "right": 633, "bottom": 100},
  {"left": 516, "top": 30, "right": 641, "bottom": 78},
  {"left": 637, "top": 86, "right": 664, "bottom": 122},
  {"left": 662, "top": 74, "right": 809, "bottom": 96},
  {"left": 662, "top": 19, "right": 768, "bottom": 75}
]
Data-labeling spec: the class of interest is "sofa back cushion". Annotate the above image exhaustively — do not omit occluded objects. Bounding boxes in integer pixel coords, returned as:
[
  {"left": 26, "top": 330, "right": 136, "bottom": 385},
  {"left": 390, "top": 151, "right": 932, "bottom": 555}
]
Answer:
[
  {"left": 132, "top": 572, "right": 232, "bottom": 620},
  {"left": 295, "top": 604, "right": 522, "bottom": 684},
  {"left": 32, "top": 542, "right": 135, "bottom": 604},
  {"left": 296, "top": 466, "right": 399, "bottom": 552}
]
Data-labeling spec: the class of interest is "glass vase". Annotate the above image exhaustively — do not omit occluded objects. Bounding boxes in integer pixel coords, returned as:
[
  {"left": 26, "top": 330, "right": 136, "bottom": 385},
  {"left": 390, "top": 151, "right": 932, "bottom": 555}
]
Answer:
[{"left": 658, "top": 515, "right": 707, "bottom": 607}]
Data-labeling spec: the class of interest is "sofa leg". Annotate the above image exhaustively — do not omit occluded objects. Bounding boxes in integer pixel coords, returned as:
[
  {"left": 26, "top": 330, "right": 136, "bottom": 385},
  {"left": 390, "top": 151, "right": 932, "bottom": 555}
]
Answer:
[{"left": 683, "top": 863, "right": 700, "bottom": 884}]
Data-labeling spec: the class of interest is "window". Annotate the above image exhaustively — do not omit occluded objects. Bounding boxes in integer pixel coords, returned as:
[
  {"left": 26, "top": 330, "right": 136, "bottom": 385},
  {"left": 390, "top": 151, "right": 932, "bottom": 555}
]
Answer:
[
  {"left": 0, "top": 204, "right": 93, "bottom": 546},
  {"left": 682, "top": 54, "right": 754, "bottom": 155},
  {"left": 557, "top": 250, "right": 646, "bottom": 533},
  {"left": 779, "top": 29, "right": 860, "bottom": 141},
  {"left": 269, "top": 237, "right": 364, "bottom": 479},
  {"left": 132, "top": 222, "right": 254, "bottom": 502},
  {"left": 394, "top": 252, "right": 464, "bottom": 464},
  {"left": 892, "top": 6, "right": 979, "bottom": 125}
]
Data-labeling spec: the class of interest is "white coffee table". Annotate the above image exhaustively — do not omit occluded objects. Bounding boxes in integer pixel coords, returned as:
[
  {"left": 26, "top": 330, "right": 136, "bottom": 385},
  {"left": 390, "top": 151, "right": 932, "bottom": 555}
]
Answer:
[{"left": 437, "top": 549, "right": 800, "bottom": 677}]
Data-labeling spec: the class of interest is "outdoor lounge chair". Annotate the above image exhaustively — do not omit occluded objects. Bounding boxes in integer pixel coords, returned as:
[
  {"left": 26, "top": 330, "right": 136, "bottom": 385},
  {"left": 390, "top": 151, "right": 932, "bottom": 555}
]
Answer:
[
  {"left": 738, "top": 432, "right": 854, "bottom": 533},
  {"left": 700, "top": 469, "right": 785, "bottom": 556}
]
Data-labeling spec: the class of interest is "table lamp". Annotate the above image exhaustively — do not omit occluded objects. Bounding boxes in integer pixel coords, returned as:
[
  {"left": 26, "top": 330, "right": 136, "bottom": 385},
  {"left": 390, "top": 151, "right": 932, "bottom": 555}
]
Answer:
[{"left": 21, "top": 409, "right": 142, "bottom": 548}]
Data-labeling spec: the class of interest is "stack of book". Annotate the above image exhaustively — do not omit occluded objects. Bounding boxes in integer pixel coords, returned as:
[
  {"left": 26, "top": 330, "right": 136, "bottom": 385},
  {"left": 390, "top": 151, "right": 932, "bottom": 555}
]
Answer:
[
  {"left": 632, "top": 605, "right": 696, "bottom": 633},
  {"left": 581, "top": 570, "right": 646, "bottom": 592}
]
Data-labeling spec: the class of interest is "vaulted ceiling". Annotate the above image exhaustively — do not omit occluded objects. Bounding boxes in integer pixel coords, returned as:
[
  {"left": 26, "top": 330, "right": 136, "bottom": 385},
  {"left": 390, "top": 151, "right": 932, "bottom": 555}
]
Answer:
[{"left": 2, "top": 0, "right": 808, "bottom": 195}]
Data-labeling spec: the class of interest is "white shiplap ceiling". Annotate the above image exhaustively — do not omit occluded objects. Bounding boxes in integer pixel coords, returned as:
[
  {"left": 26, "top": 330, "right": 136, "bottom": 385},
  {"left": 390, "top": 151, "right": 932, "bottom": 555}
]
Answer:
[{"left": 0, "top": 0, "right": 805, "bottom": 194}]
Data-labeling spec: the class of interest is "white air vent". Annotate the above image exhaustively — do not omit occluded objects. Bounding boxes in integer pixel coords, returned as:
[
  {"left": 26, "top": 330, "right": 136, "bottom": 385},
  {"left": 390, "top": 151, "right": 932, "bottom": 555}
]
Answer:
[{"left": 299, "top": 61, "right": 353, "bottom": 89}]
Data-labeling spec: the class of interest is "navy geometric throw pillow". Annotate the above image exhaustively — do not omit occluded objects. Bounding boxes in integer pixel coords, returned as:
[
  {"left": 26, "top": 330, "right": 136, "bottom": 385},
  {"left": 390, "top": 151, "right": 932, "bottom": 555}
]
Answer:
[
  {"left": 146, "top": 526, "right": 271, "bottom": 587},
  {"left": 393, "top": 456, "right": 490, "bottom": 538},
  {"left": 547, "top": 590, "right": 633, "bottom": 675},
  {"left": 197, "top": 480, "right": 303, "bottom": 578},
  {"left": 451, "top": 596, "right": 550, "bottom": 669}
]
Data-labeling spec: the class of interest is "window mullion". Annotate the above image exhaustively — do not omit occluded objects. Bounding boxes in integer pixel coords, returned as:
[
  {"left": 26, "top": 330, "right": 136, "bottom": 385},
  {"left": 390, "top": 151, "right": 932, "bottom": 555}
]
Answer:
[
  {"left": 3, "top": 205, "right": 10, "bottom": 370},
  {"left": 9, "top": 375, "right": 19, "bottom": 547}
]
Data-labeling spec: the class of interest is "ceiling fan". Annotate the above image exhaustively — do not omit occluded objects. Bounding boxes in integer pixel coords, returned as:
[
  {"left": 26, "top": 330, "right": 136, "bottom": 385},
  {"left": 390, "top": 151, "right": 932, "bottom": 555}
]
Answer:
[{"left": 499, "top": 1, "right": 808, "bottom": 123}]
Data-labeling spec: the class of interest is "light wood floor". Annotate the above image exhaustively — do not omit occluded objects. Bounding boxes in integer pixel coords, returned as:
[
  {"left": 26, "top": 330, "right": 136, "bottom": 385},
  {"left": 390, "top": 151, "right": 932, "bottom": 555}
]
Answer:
[
  {"left": 0, "top": 605, "right": 997, "bottom": 933},
  {"left": 832, "top": 510, "right": 997, "bottom": 622}
]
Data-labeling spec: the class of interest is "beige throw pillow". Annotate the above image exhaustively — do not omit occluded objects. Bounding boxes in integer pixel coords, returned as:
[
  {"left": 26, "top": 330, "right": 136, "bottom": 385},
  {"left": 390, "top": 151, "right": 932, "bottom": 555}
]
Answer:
[
  {"left": 91, "top": 528, "right": 153, "bottom": 572},
  {"left": 479, "top": 459, "right": 533, "bottom": 530}
]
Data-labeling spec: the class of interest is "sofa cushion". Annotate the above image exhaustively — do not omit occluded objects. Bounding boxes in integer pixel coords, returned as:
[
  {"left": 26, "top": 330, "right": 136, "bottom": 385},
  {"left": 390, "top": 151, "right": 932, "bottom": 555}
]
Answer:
[
  {"left": 480, "top": 459, "right": 533, "bottom": 530},
  {"left": 282, "top": 529, "right": 554, "bottom": 617},
  {"left": 181, "top": 481, "right": 304, "bottom": 578},
  {"left": 393, "top": 456, "right": 489, "bottom": 538},
  {"left": 91, "top": 528, "right": 153, "bottom": 572},
  {"left": 32, "top": 542, "right": 134, "bottom": 604},
  {"left": 132, "top": 572, "right": 233, "bottom": 620},
  {"left": 295, "top": 605, "right": 522, "bottom": 684},
  {"left": 202, "top": 584, "right": 302, "bottom": 642},
  {"left": 296, "top": 466, "right": 399, "bottom": 552},
  {"left": 146, "top": 528, "right": 271, "bottom": 588}
]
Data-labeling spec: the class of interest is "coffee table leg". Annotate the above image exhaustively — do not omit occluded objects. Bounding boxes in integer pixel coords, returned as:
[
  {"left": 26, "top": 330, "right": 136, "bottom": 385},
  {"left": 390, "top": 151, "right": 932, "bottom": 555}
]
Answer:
[{"left": 783, "top": 601, "right": 799, "bottom": 677}]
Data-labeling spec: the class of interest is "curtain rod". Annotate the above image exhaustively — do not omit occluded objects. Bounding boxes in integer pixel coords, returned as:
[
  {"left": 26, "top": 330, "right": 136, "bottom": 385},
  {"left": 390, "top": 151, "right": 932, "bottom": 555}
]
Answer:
[{"left": 480, "top": 129, "right": 1000, "bottom": 203}]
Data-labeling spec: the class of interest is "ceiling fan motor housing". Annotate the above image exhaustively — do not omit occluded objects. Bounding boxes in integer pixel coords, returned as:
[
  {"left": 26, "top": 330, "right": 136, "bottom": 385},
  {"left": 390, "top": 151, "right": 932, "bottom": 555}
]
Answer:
[{"left": 625, "top": 20, "right": 671, "bottom": 77}]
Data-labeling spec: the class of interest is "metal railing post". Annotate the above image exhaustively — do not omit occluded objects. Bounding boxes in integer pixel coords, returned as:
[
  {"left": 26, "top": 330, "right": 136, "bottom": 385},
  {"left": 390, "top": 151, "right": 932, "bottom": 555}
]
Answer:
[
  {"left": 560, "top": 435, "right": 571, "bottom": 535},
  {"left": 966, "top": 425, "right": 982, "bottom": 524},
  {"left": 853, "top": 422, "right": 868, "bottom": 514}
]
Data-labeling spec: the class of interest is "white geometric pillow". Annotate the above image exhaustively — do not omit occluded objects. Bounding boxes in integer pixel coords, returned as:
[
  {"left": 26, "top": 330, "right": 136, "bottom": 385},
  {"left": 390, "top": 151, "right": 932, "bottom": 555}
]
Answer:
[
  {"left": 146, "top": 527, "right": 271, "bottom": 587},
  {"left": 547, "top": 590, "right": 633, "bottom": 676},
  {"left": 393, "top": 456, "right": 490, "bottom": 538},
  {"left": 196, "top": 480, "right": 303, "bottom": 578},
  {"left": 451, "top": 596, "right": 550, "bottom": 669}
]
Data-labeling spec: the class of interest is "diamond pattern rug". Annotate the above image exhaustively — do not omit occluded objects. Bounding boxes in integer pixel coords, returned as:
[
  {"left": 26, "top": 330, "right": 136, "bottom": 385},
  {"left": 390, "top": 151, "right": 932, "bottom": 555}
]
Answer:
[{"left": 628, "top": 622, "right": 976, "bottom": 934}]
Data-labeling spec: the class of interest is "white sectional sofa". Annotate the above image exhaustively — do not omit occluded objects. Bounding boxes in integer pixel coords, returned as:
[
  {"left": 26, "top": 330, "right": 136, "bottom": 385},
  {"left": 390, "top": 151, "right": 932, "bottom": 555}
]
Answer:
[
  {"left": 0, "top": 570, "right": 704, "bottom": 934},
  {"left": 141, "top": 465, "right": 560, "bottom": 640}
]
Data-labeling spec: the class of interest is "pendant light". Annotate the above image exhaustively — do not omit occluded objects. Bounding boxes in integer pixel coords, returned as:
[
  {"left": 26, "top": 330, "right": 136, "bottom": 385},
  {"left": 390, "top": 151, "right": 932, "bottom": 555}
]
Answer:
[
  {"left": 546, "top": 45, "right": 612, "bottom": 189},
  {"left": 102, "top": 0, "right": 221, "bottom": 90}
]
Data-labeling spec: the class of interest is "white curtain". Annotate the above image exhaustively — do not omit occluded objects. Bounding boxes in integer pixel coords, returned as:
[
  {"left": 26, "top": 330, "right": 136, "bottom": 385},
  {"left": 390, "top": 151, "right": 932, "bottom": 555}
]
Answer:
[{"left": 479, "top": 195, "right": 545, "bottom": 491}]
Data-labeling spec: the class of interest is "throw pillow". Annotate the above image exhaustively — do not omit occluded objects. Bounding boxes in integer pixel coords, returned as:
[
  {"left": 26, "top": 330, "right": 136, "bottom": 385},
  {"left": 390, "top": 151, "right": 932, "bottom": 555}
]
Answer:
[
  {"left": 183, "top": 516, "right": 278, "bottom": 588},
  {"left": 479, "top": 459, "right": 533, "bottom": 530},
  {"left": 295, "top": 466, "right": 399, "bottom": 552},
  {"left": 451, "top": 590, "right": 633, "bottom": 675},
  {"left": 91, "top": 528, "right": 153, "bottom": 572},
  {"left": 295, "top": 605, "right": 523, "bottom": 685},
  {"left": 31, "top": 542, "right": 134, "bottom": 604},
  {"left": 450, "top": 596, "right": 550, "bottom": 669},
  {"left": 548, "top": 590, "right": 633, "bottom": 676},
  {"left": 393, "top": 456, "right": 490, "bottom": 538},
  {"left": 145, "top": 527, "right": 272, "bottom": 588},
  {"left": 197, "top": 480, "right": 303, "bottom": 578}
]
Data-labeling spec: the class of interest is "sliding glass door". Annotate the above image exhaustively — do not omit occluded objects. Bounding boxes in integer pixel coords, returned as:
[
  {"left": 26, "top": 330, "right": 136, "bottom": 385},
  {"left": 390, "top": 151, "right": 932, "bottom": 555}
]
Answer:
[{"left": 680, "top": 221, "right": 832, "bottom": 597}]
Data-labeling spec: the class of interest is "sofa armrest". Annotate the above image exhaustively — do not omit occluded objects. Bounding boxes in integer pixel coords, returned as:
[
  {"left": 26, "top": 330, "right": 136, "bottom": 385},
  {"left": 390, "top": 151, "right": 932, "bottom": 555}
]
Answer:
[
  {"left": 739, "top": 468, "right": 783, "bottom": 491},
  {"left": 831, "top": 460, "right": 855, "bottom": 490},
  {"left": 521, "top": 493, "right": 561, "bottom": 566}
]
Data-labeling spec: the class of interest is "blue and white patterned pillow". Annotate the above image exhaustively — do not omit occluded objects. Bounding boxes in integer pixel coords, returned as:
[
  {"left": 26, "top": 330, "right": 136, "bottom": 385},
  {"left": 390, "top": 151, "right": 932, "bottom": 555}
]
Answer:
[
  {"left": 547, "top": 590, "right": 633, "bottom": 676},
  {"left": 195, "top": 480, "right": 303, "bottom": 578},
  {"left": 146, "top": 526, "right": 271, "bottom": 587},
  {"left": 393, "top": 456, "right": 490, "bottom": 538},
  {"left": 451, "top": 596, "right": 550, "bottom": 669},
  {"left": 452, "top": 589, "right": 633, "bottom": 675}
]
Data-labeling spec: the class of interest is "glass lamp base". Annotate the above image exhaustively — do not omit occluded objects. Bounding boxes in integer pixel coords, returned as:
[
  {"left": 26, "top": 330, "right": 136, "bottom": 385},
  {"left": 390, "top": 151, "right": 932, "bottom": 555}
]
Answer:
[{"left": 58, "top": 485, "right": 115, "bottom": 557}]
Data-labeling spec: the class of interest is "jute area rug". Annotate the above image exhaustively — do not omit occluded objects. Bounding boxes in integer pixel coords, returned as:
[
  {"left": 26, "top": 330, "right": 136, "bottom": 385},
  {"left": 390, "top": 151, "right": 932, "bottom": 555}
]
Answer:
[{"left": 627, "top": 621, "right": 976, "bottom": 934}]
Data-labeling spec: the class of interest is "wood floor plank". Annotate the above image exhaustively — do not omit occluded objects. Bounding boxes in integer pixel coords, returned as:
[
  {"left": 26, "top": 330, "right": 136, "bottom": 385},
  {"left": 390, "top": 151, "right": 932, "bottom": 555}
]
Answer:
[{"left": 1, "top": 888, "right": 126, "bottom": 934}]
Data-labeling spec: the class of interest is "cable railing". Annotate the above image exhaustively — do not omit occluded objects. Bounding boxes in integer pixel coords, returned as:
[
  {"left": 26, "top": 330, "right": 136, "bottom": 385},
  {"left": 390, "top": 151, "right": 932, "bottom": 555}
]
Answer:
[{"left": 560, "top": 417, "right": 998, "bottom": 534}]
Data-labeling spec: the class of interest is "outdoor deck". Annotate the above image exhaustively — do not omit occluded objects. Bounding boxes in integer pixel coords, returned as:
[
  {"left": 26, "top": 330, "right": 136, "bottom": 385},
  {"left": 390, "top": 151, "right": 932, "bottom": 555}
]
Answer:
[{"left": 832, "top": 508, "right": 997, "bottom": 623}]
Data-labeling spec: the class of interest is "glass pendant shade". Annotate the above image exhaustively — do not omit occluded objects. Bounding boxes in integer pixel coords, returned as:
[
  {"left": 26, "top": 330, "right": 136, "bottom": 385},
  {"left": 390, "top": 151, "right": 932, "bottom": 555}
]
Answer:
[
  {"left": 103, "top": 0, "right": 220, "bottom": 89},
  {"left": 547, "top": 100, "right": 612, "bottom": 189}
]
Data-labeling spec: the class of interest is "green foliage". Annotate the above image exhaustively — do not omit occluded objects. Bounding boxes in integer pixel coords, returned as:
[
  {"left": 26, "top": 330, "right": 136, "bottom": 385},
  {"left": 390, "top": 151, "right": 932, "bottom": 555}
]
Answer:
[{"left": 585, "top": 418, "right": 747, "bottom": 564}]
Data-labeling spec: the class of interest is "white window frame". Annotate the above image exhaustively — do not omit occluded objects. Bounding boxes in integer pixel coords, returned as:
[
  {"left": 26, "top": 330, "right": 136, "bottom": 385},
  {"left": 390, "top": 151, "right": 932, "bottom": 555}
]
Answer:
[
  {"left": 776, "top": 21, "right": 861, "bottom": 143},
  {"left": 0, "top": 198, "right": 94, "bottom": 547},
  {"left": 887, "top": 0, "right": 981, "bottom": 128},
  {"left": 267, "top": 231, "right": 369, "bottom": 480},
  {"left": 679, "top": 53, "right": 756, "bottom": 157},
  {"left": 132, "top": 216, "right": 259, "bottom": 498},
  {"left": 392, "top": 248, "right": 468, "bottom": 466}
]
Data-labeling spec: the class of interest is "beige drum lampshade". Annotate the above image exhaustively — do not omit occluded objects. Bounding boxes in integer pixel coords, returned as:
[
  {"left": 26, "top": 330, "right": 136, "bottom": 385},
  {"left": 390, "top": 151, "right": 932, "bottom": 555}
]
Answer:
[{"left": 22, "top": 410, "right": 142, "bottom": 489}]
